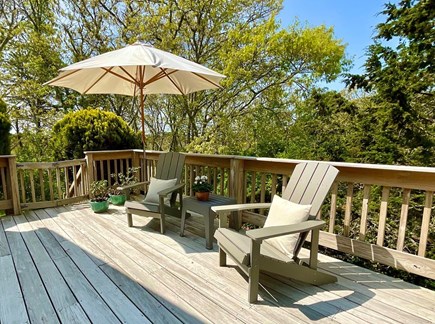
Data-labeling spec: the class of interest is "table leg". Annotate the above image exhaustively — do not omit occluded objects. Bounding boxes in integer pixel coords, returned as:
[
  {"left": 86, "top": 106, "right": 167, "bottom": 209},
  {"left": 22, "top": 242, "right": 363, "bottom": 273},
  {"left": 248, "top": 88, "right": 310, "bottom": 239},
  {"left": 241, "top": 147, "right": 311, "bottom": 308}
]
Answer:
[
  {"left": 204, "top": 213, "right": 213, "bottom": 250},
  {"left": 180, "top": 205, "right": 187, "bottom": 237}
]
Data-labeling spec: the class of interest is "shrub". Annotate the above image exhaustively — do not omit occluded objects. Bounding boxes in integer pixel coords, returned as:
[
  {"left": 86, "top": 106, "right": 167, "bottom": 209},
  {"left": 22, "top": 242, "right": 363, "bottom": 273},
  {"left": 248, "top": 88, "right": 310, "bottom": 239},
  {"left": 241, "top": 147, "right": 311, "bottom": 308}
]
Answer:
[{"left": 52, "top": 108, "right": 141, "bottom": 160}]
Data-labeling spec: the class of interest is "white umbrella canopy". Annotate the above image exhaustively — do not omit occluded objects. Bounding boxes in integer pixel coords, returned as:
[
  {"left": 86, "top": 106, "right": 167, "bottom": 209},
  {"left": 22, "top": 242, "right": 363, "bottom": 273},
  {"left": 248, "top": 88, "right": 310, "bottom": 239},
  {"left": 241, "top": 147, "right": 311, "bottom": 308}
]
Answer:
[
  {"left": 46, "top": 42, "right": 225, "bottom": 96},
  {"left": 45, "top": 41, "right": 225, "bottom": 151}
]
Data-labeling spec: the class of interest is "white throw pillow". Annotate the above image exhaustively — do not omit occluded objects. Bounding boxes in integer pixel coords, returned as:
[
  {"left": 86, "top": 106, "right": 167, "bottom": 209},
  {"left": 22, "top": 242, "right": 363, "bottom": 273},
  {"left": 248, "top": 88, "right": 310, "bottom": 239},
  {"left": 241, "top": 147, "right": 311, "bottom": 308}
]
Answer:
[
  {"left": 143, "top": 177, "right": 177, "bottom": 204},
  {"left": 263, "top": 195, "right": 311, "bottom": 257}
]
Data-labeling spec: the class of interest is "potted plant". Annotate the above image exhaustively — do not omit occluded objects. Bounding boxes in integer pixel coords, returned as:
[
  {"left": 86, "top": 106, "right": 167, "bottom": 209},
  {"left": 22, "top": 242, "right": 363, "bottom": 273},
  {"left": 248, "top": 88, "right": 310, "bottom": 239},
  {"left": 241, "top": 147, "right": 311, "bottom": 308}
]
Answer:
[
  {"left": 89, "top": 180, "right": 110, "bottom": 213},
  {"left": 109, "top": 167, "right": 140, "bottom": 205},
  {"left": 192, "top": 175, "right": 213, "bottom": 201}
]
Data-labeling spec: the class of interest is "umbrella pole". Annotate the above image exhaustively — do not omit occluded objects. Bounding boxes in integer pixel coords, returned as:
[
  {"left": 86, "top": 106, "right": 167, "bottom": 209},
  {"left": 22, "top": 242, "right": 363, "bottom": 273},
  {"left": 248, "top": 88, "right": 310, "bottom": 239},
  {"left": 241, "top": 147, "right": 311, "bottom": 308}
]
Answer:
[{"left": 140, "top": 88, "right": 148, "bottom": 183}]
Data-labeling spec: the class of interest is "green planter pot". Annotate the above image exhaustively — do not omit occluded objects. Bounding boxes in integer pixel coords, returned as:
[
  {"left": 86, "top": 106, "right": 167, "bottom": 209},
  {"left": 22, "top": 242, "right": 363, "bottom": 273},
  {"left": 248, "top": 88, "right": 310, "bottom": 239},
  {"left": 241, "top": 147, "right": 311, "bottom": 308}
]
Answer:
[
  {"left": 110, "top": 194, "right": 126, "bottom": 206},
  {"left": 90, "top": 200, "right": 109, "bottom": 213}
]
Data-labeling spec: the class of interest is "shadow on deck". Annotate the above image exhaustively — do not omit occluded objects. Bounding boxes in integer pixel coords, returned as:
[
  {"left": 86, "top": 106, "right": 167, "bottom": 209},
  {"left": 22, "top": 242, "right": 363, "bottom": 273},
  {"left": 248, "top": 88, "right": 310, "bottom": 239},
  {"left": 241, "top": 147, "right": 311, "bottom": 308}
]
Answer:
[{"left": 0, "top": 203, "right": 434, "bottom": 323}]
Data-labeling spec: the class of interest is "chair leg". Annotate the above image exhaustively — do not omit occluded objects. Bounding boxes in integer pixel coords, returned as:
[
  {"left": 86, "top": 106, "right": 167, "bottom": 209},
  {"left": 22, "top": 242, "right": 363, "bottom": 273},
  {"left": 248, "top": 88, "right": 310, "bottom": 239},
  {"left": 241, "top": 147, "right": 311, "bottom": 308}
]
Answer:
[
  {"left": 127, "top": 212, "right": 133, "bottom": 227},
  {"left": 248, "top": 240, "right": 261, "bottom": 303},
  {"left": 218, "top": 248, "right": 227, "bottom": 266},
  {"left": 160, "top": 214, "right": 166, "bottom": 234},
  {"left": 248, "top": 264, "right": 260, "bottom": 303}
]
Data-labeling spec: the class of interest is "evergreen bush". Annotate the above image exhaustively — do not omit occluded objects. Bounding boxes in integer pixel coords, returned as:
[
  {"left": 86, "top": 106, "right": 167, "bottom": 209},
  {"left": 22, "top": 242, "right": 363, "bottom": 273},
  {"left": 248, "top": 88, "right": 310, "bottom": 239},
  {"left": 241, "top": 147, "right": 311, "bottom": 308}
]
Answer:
[{"left": 52, "top": 108, "right": 141, "bottom": 160}]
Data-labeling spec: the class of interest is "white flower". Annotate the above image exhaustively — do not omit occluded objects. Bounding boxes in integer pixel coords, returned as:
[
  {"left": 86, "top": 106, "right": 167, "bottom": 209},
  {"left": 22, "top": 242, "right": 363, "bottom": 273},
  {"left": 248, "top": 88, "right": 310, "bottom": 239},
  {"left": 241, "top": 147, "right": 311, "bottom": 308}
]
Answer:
[
  {"left": 201, "top": 175, "right": 207, "bottom": 181},
  {"left": 195, "top": 176, "right": 200, "bottom": 181}
]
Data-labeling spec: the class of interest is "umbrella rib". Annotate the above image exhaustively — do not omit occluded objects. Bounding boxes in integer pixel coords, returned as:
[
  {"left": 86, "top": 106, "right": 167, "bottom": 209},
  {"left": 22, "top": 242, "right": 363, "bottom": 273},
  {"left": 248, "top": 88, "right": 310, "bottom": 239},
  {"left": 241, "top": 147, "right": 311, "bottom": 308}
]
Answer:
[
  {"left": 192, "top": 72, "right": 223, "bottom": 89},
  {"left": 103, "top": 67, "right": 137, "bottom": 86},
  {"left": 45, "top": 69, "right": 81, "bottom": 85},
  {"left": 159, "top": 68, "right": 185, "bottom": 95},
  {"left": 83, "top": 67, "right": 114, "bottom": 94},
  {"left": 143, "top": 69, "right": 173, "bottom": 86}
]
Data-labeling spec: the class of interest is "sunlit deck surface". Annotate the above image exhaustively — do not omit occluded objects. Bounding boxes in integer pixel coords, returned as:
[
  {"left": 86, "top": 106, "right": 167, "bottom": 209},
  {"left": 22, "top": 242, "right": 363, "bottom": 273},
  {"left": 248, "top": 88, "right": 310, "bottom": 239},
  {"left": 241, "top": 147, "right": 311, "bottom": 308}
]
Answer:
[{"left": 1, "top": 203, "right": 434, "bottom": 324}]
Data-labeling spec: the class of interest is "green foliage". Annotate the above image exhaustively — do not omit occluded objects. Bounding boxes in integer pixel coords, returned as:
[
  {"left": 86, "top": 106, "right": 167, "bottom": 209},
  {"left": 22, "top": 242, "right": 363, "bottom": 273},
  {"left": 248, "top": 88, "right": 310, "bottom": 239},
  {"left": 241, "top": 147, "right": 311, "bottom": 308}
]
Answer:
[
  {"left": 282, "top": 89, "right": 364, "bottom": 162},
  {"left": 0, "top": 98, "right": 11, "bottom": 154},
  {"left": 346, "top": 0, "right": 435, "bottom": 166},
  {"left": 89, "top": 180, "right": 109, "bottom": 202},
  {"left": 110, "top": 167, "right": 140, "bottom": 195},
  {"left": 52, "top": 108, "right": 141, "bottom": 160}
]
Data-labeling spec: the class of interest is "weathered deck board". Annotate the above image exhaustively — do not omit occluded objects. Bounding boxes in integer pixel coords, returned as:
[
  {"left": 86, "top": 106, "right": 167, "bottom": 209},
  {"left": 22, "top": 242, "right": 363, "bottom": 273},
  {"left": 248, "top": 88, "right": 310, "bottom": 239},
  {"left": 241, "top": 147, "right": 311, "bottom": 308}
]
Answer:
[
  {"left": 0, "top": 219, "right": 29, "bottom": 324},
  {"left": 1, "top": 203, "right": 434, "bottom": 324},
  {"left": 51, "top": 206, "right": 208, "bottom": 324},
  {"left": 105, "top": 206, "right": 435, "bottom": 323},
  {"left": 21, "top": 212, "right": 123, "bottom": 323},
  {"left": 13, "top": 215, "right": 90, "bottom": 324},
  {"left": 2, "top": 216, "right": 59, "bottom": 324},
  {"left": 60, "top": 206, "right": 274, "bottom": 324}
]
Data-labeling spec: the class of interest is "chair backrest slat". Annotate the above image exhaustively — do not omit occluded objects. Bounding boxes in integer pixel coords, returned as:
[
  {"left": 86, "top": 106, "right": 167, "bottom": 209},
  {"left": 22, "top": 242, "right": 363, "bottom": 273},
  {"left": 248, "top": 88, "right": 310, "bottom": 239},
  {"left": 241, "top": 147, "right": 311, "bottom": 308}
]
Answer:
[
  {"left": 155, "top": 152, "right": 185, "bottom": 183},
  {"left": 282, "top": 162, "right": 339, "bottom": 218}
]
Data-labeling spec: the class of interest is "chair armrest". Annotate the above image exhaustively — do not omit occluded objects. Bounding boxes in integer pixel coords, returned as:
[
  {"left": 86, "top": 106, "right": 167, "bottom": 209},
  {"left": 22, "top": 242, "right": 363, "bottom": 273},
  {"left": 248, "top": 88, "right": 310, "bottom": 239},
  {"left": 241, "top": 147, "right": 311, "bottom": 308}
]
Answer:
[
  {"left": 117, "top": 181, "right": 149, "bottom": 191},
  {"left": 246, "top": 220, "right": 325, "bottom": 242},
  {"left": 211, "top": 202, "right": 271, "bottom": 214},
  {"left": 158, "top": 183, "right": 184, "bottom": 197}
]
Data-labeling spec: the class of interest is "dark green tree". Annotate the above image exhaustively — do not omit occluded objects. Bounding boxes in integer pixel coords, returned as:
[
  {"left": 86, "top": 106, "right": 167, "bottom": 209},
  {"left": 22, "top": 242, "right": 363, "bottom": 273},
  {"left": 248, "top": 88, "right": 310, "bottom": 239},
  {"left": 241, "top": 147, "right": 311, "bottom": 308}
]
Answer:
[
  {"left": 283, "top": 89, "right": 364, "bottom": 162},
  {"left": 52, "top": 108, "right": 141, "bottom": 160},
  {"left": 0, "top": 98, "right": 11, "bottom": 154},
  {"left": 346, "top": 0, "right": 434, "bottom": 166}
]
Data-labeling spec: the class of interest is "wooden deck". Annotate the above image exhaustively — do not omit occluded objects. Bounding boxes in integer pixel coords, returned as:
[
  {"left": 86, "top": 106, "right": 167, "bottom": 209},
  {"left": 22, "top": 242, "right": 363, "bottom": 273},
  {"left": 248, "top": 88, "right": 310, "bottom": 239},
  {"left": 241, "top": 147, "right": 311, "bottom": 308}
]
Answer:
[{"left": 1, "top": 204, "right": 434, "bottom": 324}]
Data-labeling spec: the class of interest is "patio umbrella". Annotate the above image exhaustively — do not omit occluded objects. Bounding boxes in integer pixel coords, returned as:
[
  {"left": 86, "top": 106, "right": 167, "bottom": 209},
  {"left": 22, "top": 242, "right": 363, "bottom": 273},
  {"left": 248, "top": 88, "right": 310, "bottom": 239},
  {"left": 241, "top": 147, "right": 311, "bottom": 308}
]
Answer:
[{"left": 45, "top": 41, "right": 225, "bottom": 149}]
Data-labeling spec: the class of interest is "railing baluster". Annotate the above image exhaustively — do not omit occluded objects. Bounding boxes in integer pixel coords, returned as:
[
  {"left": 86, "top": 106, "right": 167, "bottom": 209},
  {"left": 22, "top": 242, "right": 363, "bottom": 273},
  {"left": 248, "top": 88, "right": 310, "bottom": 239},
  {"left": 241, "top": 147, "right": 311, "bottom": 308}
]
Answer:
[
  {"left": 259, "top": 173, "right": 266, "bottom": 215},
  {"left": 359, "top": 185, "right": 371, "bottom": 240},
  {"left": 397, "top": 188, "right": 411, "bottom": 251},
  {"left": 64, "top": 167, "right": 69, "bottom": 198},
  {"left": 99, "top": 160, "right": 104, "bottom": 181},
  {"left": 271, "top": 174, "right": 277, "bottom": 198},
  {"left": 418, "top": 191, "right": 433, "bottom": 257},
  {"left": 343, "top": 183, "right": 354, "bottom": 237},
  {"left": 114, "top": 160, "right": 118, "bottom": 181},
  {"left": 250, "top": 171, "right": 256, "bottom": 203},
  {"left": 73, "top": 165, "right": 78, "bottom": 197},
  {"left": 328, "top": 182, "right": 338, "bottom": 233},
  {"left": 377, "top": 186, "right": 390, "bottom": 246},
  {"left": 213, "top": 168, "right": 217, "bottom": 193},
  {"left": 19, "top": 170, "right": 26, "bottom": 203},
  {"left": 39, "top": 169, "right": 45, "bottom": 201},
  {"left": 282, "top": 175, "right": 288, "bottom": 192},
  {"left": 48, "top": 169, "right": 54, "bottom": 201},
  {"left": 189, "top": 165, "right": 194, "bottom": 196},
  {"left": 56, "top": 167, "right": 62, "bottom": 199},
  {"left": 107, "top": 161, "right": 112, "bottom": 186},
  {"left": 29, "top": 171, "right": 36, "bottom": 202},
  {"left": 219, "top": 168, "right": 224, "bottom": 195}
]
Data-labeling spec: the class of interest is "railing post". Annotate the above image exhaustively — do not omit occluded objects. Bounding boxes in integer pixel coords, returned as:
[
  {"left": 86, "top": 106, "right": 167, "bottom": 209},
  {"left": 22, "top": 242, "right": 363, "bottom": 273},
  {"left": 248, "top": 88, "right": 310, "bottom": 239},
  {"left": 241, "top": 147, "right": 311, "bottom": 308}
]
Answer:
[
  {"left": 8, "top": 156, "right": 21, "bottom": 215},
  {"left": 229, "top": 157, "right": 244, "bottom": 229},
  {"left": 85, "top": 152, "right": 95, "bottom": 184}
]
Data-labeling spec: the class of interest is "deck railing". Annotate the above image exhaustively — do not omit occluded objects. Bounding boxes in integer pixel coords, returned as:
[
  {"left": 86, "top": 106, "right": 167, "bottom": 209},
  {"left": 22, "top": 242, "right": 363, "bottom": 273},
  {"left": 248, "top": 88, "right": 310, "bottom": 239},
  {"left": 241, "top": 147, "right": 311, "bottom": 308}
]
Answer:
[
  {"left": 1, "top": 149, "right": 434, "bottom": 280},
  {"left": 15, "top": 159, "right": 88, "bottom": 210}
]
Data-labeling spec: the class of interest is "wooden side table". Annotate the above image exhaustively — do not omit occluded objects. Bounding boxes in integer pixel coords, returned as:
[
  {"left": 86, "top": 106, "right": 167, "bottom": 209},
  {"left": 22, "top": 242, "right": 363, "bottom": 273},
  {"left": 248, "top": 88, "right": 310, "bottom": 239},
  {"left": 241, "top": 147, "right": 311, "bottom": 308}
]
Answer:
[{"left": 180, "top": 194, "right": 236, "bottom": 249}]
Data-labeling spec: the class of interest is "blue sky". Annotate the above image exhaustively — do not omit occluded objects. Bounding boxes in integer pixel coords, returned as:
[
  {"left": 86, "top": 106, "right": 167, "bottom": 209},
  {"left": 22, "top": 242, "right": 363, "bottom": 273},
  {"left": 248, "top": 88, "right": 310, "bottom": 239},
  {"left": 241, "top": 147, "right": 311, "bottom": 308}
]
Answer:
[{"left": 278, "top": 0, "right": 391, "bottom": 90}]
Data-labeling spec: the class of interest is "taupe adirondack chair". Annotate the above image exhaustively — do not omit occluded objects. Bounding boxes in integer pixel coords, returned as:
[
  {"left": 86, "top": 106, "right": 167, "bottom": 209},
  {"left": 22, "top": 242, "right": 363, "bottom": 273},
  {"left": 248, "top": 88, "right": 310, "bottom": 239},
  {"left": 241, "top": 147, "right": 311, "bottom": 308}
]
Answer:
[
  {"left": 124, "top": 152, "right": 185, "bottom": 233},
  {"left": 212, "top": 162, "right": 339, "bottom": 303}
]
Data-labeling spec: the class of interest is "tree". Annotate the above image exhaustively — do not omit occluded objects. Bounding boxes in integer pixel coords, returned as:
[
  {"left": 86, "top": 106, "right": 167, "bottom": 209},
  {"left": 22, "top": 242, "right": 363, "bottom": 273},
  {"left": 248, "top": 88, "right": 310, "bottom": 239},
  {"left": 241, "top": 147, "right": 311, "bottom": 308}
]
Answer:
[
  {"left": 55, "top": 0, "right": 348, "bottom": 153},
  {"left": 51, "top": 108, "right": 141, "bottom": 160},
  {"left": 0, "top": 98, "right": 11, "bottom": 154},
  {"left": 283, "top": 89, "right": 365, "bottom": 162},
  {"left": 346, "top": 0, "right": 434, "bottom": 166}
]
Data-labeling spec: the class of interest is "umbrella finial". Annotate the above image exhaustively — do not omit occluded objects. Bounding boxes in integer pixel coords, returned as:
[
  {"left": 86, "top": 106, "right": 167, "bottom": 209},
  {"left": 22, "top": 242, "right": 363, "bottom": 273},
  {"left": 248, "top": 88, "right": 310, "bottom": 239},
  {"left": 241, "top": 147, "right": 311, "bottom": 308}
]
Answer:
[{"left": 132, "top": 41, "right": 153, "bottom": 47}]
